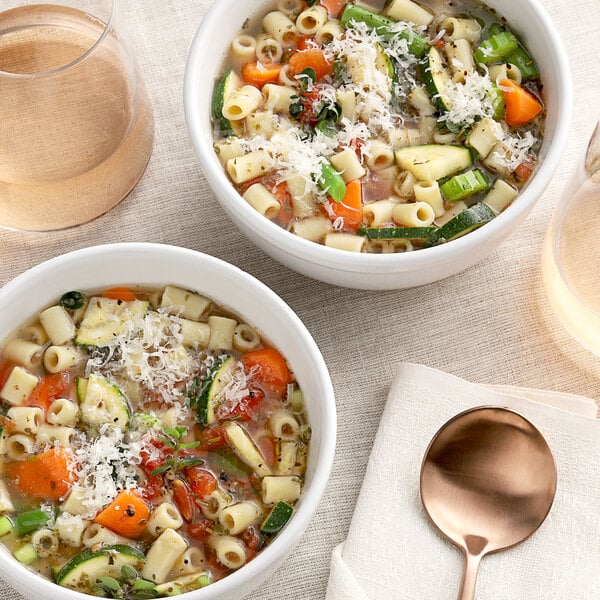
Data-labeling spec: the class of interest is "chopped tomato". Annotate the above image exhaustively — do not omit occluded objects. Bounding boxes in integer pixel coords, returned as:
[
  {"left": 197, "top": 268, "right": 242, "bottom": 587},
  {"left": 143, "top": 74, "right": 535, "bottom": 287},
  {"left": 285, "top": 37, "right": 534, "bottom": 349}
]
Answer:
[
  {"left": 140, "top": 473, "right": 164, "bottom": 501},
  {"left": 272, "top": 182, "right": 294, "bottom": 228},
  {"left": 197, "top": 425, "right": 230, "bottom": 451},
  {"left": 255, "top": 434, "right": 276, "bottom": 468},
  {"left": 186, "top": 467, "right": 218, "bottom": 499},
  {"left": 243, "top": 347, "right": 292, "bottom": 398},
  {"left": 297, "top": 36, "right": 317, "bottom": 51},
  {"left": 186, "top": 518, "right": 214, "bottom": 541},
  {"left": 0, "top": 361, "right": 13, "bottom": 389},
  {"left": 514, "top": 156, "right": 535, "bottom": 182},
  {"left": 349, "top": 138, "right": 364, "bottom": 159},
  {"left": 173, "top": 479, "right": 195, "bottom": 521},
  {"left": 320, "top": 0, "right": 347, "bottom": 17},
  {"left": 293, "top": 89, "right": 322, "bottom": 126},
  {"left": 218, "top": 389, "right": 265, "bottom": 421},
  {"left": 140, "top": 438, "right": 174, "bottom": 473},
  {"left": 241, "top": 525, "right": 263, "bottom": 552},
  {"left": 28, "top": 371, "right": 72, "bottom": 412}
]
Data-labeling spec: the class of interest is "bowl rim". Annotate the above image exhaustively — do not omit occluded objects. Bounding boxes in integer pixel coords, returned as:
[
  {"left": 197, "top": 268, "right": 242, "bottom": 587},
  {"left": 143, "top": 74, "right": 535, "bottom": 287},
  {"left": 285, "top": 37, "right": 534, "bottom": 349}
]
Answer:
[
  {"left": 0, "top": 243, "right": 337, "bottom": 600},
  {"left": 184, "top": 0, "right": 573, "bottom": 273}
]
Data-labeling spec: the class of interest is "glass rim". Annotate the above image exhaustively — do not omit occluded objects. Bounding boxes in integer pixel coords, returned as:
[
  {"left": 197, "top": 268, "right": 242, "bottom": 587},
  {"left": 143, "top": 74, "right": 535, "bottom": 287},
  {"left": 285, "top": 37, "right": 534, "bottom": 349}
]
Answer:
[{"left": 0, "top": 0, "right": 116, "bottom": 79}]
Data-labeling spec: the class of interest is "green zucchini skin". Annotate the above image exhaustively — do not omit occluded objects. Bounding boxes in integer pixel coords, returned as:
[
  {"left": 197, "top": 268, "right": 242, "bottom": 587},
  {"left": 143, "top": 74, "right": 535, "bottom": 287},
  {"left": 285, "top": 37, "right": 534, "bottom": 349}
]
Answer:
[
  {"left": 358, "top": 226, "right": 436, "bottom": 240},
  {"left": 212, "top": 70, "right": 238, "bottom": 137},
  {"left": 425, "top": 203, "right": 495, "bottom": 246},
  {"left": 421, "top": 46, "right": 453, "bottom": 114},
  {"left": 261, "top": 501, "right": 294, "bottom": 535}
]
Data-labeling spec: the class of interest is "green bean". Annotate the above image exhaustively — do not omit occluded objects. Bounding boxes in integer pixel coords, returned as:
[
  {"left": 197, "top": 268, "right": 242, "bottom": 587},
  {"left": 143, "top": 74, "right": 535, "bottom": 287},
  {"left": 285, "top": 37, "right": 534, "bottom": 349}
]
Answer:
[
  {"left": 340, "top": 5, "right": 427, "bottom": 57},
  {"left": 318, "top": 162, "right": 346, "bottom": 203},
  {"left": 14, "top": 508, "right": 50, "bottom": 537}
]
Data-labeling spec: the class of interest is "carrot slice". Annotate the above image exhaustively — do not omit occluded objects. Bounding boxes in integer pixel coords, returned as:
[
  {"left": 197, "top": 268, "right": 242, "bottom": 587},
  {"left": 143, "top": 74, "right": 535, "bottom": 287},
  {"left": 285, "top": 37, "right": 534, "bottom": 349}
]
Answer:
[
  {"left": 320, "top": 0, "right": 347, "bottom": 17},
  {"left": 321, "top": 179, "right": 363, "bottom": 232},
  {"left": 9, "top": 447, "right": 76, "bottom": 500},
  {"left": 288, "top": 48, "right": 333, "bottom": 80},
  {"left": 500, "top": 79, "right": 543, "bottom": 127},
  {"left": 102, "top": 287, "right": 137, "bottom": 302},
  {"left": 241, "top": 61, "right": 282, "bottom": 88},
  {"left": 94, "top": 489, "right": 150, "bottom": 538},
  {"left": 242, "top": 347, "right": 292, "bottom": 397}
]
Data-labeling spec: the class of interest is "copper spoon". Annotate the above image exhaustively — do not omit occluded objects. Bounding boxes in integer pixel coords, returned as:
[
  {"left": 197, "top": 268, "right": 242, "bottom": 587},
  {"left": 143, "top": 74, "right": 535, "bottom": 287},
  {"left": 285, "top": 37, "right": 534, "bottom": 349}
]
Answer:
[{"left": 420, "top": 406, "right": 557, "bottom": 600}]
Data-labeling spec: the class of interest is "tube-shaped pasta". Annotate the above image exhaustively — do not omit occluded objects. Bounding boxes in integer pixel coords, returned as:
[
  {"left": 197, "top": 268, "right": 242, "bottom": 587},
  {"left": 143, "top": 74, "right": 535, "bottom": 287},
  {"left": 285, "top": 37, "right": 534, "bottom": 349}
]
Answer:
[
  {"left": 62, "top": 487, "right": 89, "bottom": 516},
  {"left": 467, "top": 117, "right": 503, "bottom": 159},
  {"left": 262, "top": 11, "right": 298, "bottom": 48},
  {"left": 324, "top": 233, "right": 366, "bottom": 253},
  {"left": 363, "top": 199, "right": 394, "bottom": 227},
  {"left": 445, "top": 39, "right": 475, "bottom": 82},
  {"left": 262, "top": 84, "right": 296, "bottom": 114},
  {"left": 432, "top": 130, "right": 457, "bottom": 145},
  {"left": 178, "top": 319, "right": 210, "bottom": 348},
  {"left": 392, "top": 201, "right": 435, "bottom": 227},
  {"left": 256, "top": 34, "right": 284, "bottom": 64},
  {"left": 39, "top": 305, "right": 75, "bottom": 345},
  {"left": 214, "top": 138, "right": 244, "bottom": 164},
  {"left": 232, "top": 324, "right": 261, "bottom": 352},
  {"left": 227, "top": 150, "right": 273, "bottom": 184},
  {"left": 315, "top": 19, "right": 343, "bottom": 45},
  {"left": 296, "top": 5, "right": 328, "bottom": 35},
  {"left": 161, "top": 286, "right": 211, "bottom": 320},
  {"left": 291, "top": 215, "right": 332, "bottom": 242},
  {"left": 7, "top": 406, "right": 44, "bottom": 435},
  {"left": 246, "top": 110, "right": 275, "bottom": 138},
  {"left": 277, "top": 0, "right": 303, "bottom": 15},
  {"left": 286, "top": 174, "right": 317, "bottom": 218},
  {"left": 0, "top": 366, "right": 39, "bottom": 406},
  {"left": 36, "top": 424, "right": 76, "bottom": 448},
  {"left": 225, "top": 422, "right": 272, "bottom": 476},
  {"left": 269, "top": 409, "right": 300, "bottom": 439},
  {"left": 142, "top": 528, "right": 188, "bottom": 584},
  {"left": 262, "top": 476, "right": 302, "bottom": 505},
  {"left": 43, "top": 345, "right": 82, "bottom": 373},
  {"left": 483, "top": 179, "right": 518, "bottom": 214},
  {"left": 4, "top": 434, "right": 35, "bottom": 460},
  {"left": 230, "top": 34, "right": 257, "bottom": 61},
  {"left": 171, "top": 547, "right": 206, "bottom": 577},
  {"left": 208, "top": 535, "right": 247, "bottom": 570},
  {"left": 414, "top": 181, "right": 444, "bottom": 217},
  {"left": 394, "top": 170, "right": 417, "bottom": 199},
  {"left": 276, "top": 440, "right": 298, "bottom": 475},
  {"left": 55, "top": 514, "right": 89, "bottom": 547},
  {"left": 278, "top": 64, "right": 297, "bottom": 87},
  {"left": 222, "top": 85, "right": 263, "bottom": 121},
  {"left": 385, "top": 0, "right": 433, "bottom": 26},
  {"left": 243, "top": 183, "right": 281, "bottom": 220},
  {"left": 22, "top": 323, "right": 48, "bottom": 345},
  {"left": 3, "top": 339, "right": 42, "bottom": 370},
  {"left": 329, "top": 147, "right": 366, "bottom": 183},
  {"left": 201, "top": 489, "right": 233, "bottom": 521},
  {"left": 336, "top": 88, "right": 357, "bottom": 120},
  {"left": 147, "top": 502, "right": 184, "bottom": 537},
  {"left": 31, "top": 528, "right": 59, "bottom": 557},
  {"left": 366, "top": 140, "right": 395, "bottom": 171},
  {"left": 219, "top": 501, "right": 262, "bottom": 535},
  {"left": 0, "top": 481, "right": 15, "bottom": 513},
  {"left": 207, "top": 316, "right": 237, "bottom": 351},
  {"left": 408, "top": 87, "right": 435, "bottom": 116},
  {"left": 440, "top": 17, "right": 482, "bottom": 43}
]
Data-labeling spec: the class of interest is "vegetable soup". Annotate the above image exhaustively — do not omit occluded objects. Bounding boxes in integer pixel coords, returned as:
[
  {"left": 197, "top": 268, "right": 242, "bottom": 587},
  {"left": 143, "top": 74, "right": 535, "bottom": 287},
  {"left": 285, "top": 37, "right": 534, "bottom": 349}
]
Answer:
[
  {"left": 211, "top": 0, "right": 544, "bottom": 253},
  {"left": 0, "top": 285, "right": 308, "bottom": 596}
]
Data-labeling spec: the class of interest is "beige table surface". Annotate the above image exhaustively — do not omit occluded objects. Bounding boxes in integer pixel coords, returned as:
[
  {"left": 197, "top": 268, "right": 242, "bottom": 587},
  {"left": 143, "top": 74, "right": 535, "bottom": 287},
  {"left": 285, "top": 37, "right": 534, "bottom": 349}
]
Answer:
[{"left": 1, "top": 1, "right": 599, "bottom": 598}]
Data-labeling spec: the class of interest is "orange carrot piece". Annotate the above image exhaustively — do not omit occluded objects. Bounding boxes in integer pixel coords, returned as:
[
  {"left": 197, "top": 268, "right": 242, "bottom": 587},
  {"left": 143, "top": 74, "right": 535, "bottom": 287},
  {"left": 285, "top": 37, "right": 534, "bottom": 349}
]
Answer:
[
  {"left": 242, "top": 347, "right": 292, "bottom": 397},
  {"left": 9, "top": 447, "right": 76, "bottom": 500},
  {"left": 94, "top": 489, "right": 151, "bottom": 539},
  {"left": 102, "top": 287, "right": 137, "bottom": 302},
  {"left": 297, "top": 36, "right": 317, "bottom": 51},
  {"left": 320, "top": 0, "right": 347, "bottom": 17},
  {"left": 322, "top": 179, "right": 363, "bottom": 232},
  {"left": 288, "top": 48, "right": 333, "bottom": 80},
  {"left": 27, "top": 371, "right": 72, "bottom": 413},
  {"left": 241, "top": 61, "right": 282, "bottom": 88},
  {"left": 500, "top": 79, "right": 543, "bottom": 127}
]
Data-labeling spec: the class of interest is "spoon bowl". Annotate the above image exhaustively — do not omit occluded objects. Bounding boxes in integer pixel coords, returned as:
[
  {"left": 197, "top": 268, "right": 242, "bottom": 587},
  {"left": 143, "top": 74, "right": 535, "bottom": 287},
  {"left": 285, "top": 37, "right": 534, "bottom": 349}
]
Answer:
[{"left": 420, "top": 406, "right": 557, "bottom": 600}]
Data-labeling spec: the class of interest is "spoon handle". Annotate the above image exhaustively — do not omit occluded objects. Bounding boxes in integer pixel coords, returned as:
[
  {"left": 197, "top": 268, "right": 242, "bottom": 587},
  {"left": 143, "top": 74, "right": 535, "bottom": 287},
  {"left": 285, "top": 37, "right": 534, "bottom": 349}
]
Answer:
[{"left": 458, "top": 552, "right": 482, "bottom": 600}]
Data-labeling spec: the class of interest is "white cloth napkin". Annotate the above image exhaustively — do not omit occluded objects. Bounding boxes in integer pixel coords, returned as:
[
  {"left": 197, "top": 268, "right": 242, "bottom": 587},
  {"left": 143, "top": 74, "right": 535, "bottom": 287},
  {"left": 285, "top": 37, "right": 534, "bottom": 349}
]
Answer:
[{"left": 327, "top": 363, "right": 600, "bottom": 600}]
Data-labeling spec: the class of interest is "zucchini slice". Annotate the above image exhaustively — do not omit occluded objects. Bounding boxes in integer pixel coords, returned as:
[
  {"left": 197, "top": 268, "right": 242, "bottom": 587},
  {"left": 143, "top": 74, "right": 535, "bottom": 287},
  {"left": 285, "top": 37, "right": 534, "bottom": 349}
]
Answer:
[
  {"left": 421, "top": 46, "right": 453, "bottom": 113},
  {"left": 426, "top": 203, "right": 495, "bottom": 245},
  {"left": 55, "top": 544, "right": 144, "bottom": 591},
  {"left": 75, "top": 297, "right": 149, "bottom": 347},
  {"left": 193, "top": 355, "right": 236, "bottom": 425},
  {"left": 212, "top": 70, "right": 242, "bottom": 137},
  {"left": 395, "top": 144, "right": 473, "bottom": 181},
  {"left": 80, "top": 373, "right": 130, "bottom": 431},
  {"left": 358, "top": 226, "right": 436, "bottom": 239},
  {"left": 261, "top": 501, "right": 294, "bottom": 535},
  {"left": 440, "top": 169, "right": 490, "bottom": 202}
]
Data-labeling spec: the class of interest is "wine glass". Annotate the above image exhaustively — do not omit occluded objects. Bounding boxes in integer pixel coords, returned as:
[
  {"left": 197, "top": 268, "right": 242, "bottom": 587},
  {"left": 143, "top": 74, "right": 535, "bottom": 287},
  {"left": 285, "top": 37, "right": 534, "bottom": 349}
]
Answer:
[{"left": 542, "top": 122, "right": 600, "bottom": 355}]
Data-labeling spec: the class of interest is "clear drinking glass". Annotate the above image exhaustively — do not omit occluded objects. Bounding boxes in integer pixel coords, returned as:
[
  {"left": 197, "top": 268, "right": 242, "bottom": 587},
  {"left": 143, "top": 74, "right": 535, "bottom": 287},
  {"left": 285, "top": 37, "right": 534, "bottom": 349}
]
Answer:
[
  {"left": 0, "top": 0, "right": 154, "bottom": 231},
  {"left": 542, "top": 122, "right": 600, "bottom": 355}
]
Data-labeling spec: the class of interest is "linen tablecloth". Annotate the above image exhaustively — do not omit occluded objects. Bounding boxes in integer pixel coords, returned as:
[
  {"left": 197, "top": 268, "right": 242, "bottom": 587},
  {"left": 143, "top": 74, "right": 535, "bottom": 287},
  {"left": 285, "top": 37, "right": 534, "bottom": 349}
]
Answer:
[{"left": 0, "top": 1, "right": 599, "bottom": 598}]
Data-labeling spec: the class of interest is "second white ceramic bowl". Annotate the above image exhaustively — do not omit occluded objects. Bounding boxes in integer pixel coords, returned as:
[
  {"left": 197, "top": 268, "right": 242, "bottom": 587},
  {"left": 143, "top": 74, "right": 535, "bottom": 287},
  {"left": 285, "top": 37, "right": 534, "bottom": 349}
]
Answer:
[{"left": 184, "top": 0, "right": 572, "bottom": 290}]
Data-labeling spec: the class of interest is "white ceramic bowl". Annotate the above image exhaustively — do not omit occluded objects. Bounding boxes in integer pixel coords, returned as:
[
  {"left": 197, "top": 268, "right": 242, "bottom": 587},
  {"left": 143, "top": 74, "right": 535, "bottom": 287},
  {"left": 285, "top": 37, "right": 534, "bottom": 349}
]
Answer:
[
  {"left": 0, "top": 243, "right": 336, "bottom": 600},
  {"left": 184, "top": 0, "right": 572, "bottom": 290}
]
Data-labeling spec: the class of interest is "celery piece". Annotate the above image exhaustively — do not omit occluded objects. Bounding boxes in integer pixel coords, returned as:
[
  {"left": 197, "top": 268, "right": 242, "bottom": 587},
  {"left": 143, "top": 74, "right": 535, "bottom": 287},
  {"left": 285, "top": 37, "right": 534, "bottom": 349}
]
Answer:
[
  {"left": 13, "top": 543, "right": 37, "bottom": 565},
  {"left": 507, "top": 46, "right": 540, "bottom": 80},
  {"left": 475, "top": 31, "right": 519, "bottom": 64},
  {"left": 0, "top": 516, "right": 13, "bottom": 537}
]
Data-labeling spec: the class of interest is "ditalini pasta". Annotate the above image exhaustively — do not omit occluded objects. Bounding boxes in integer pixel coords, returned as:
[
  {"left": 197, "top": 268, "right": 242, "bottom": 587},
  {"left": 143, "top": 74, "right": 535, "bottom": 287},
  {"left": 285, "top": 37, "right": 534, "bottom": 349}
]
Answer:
[
  {"left": 211, "top": 0, "right": 544, "bottom": 253},
  {"left": 0, "top": 285, "right": 308, "bottom": 596}
]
